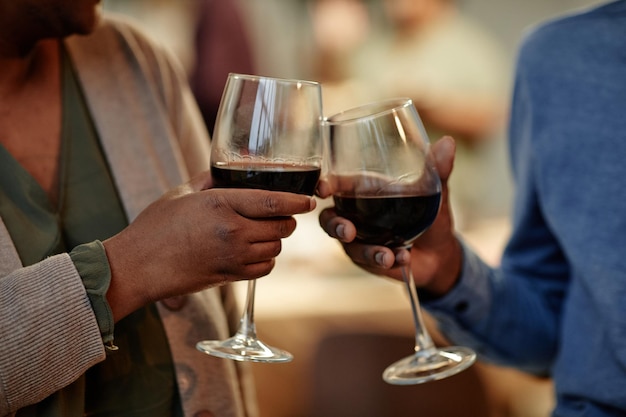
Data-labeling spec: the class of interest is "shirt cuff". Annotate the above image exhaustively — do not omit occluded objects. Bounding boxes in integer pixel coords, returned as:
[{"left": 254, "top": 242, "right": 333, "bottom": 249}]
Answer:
[
  {"left": 421, "top": 239, "right": 493, "bottom": 333},
  {"left": 69, "top": 240, "right": 115, "bottom": 348}
]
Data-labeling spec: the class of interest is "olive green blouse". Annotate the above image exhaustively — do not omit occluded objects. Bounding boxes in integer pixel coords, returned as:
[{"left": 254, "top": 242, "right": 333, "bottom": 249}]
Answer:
[{"left": 0, "top": 46, "right": 181, "bottom": 416}]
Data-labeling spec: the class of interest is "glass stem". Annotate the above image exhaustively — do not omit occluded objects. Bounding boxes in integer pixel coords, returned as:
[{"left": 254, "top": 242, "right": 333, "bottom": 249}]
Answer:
[
  {"left": 400, "top": 254, "right": 435, "bottom": 354},
  {"left": 237, "top": 279, "right": 258, "bottom": 339}
]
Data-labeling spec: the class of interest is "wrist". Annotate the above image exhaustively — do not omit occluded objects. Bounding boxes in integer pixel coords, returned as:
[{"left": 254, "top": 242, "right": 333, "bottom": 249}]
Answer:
[
  {"left": 70, "top": 240, "right": 116, "bottom": 348},
  {"left": 422, "top": 237, "right": 463, "bottom": 297},
  {"left": 102, "top": 234, "right": 150, "bottom": 322}
]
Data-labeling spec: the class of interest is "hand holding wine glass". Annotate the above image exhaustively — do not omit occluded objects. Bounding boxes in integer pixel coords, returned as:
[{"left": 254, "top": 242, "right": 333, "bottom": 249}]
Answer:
[
  {"left": 319, "top": 135, "right": 463, "bottom": 293},
  {"left": 324, "top": 98, "right": 476, "bottom": 384},
  {"left": 196, "top": 73, "right": 323, "bottom": 363}
]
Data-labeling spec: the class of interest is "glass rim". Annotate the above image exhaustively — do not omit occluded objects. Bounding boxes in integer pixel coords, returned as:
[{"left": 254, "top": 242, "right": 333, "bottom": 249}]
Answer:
[
  {"left": 324, "top": 98, "right": 413, "bottom": 124},
  {"left": 228, "top": 72, "right": 321, "bottom": 87}
]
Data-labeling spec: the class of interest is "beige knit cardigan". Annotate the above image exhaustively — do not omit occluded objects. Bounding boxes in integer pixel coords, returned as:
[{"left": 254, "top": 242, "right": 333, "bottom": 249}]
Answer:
[{"left": 0, "top": 14, "right": 257, "bottom": 417}]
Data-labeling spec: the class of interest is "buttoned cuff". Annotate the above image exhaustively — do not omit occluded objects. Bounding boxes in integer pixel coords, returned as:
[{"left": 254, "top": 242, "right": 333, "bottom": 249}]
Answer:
[
  {"left": 69, "top": 240, "right": 115, "bottom": 349},
  {"left": 420, "top": 239, "right": 493, "bottom": 346}
]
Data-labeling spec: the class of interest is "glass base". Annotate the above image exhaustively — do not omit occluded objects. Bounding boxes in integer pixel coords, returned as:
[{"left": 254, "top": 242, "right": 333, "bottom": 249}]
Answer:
[
  {"left": 383, "top": 346, "right": 476, "bottom": 385},
  {"left": 196, "top": 334, "right": 293, "bottom": 363}
]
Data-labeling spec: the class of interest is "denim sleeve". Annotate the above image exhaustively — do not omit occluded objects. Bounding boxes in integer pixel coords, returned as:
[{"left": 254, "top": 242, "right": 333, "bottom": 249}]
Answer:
[
  {"left": 420, "top": 240, "right": 493, "bottom": 348},
  {"left": 69, "top": 240, "right": 115, "bottom": 347},
  {"left": 422, "top": 238, "right": 558, "bottom": 376}
]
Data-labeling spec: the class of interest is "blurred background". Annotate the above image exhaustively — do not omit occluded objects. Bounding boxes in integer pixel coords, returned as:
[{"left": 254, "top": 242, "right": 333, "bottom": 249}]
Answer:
[{"left": 102, "top": 1, "right": 603, "bottom": 416}]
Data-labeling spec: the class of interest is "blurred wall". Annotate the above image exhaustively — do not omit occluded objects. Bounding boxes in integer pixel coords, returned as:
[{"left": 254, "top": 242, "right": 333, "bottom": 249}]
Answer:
[
  {"left": 103, "top": 0, "right": 605, "bottom": 81},
  {"left": 239, "top": 0, "right": 605, "bottom": 79},
  {"left": 458, "top": 0, "right": 606, "bottom": 63}
]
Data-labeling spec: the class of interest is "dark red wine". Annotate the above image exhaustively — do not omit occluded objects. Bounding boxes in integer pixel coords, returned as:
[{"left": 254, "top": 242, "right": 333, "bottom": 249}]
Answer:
[
  {"left": 211, "top": 163, "right": 321, "bottom": 196},
  {"left": 334, "top": 193, "right": 441, "bottom": 247}
]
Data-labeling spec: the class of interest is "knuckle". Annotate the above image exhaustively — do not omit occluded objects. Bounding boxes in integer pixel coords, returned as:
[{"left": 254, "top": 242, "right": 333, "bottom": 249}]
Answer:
[
  {"left": 261, "top": 195, "right": 280, "bottom": 214},
  {"left": 204, "top": 191, "right": 229, "bottom": 211},
  {"left": 215, "top": 222, "right": 241, "bottom": 241},
  {"left": 215, "top": 272, "right": 230, "bottom": 286},
  {"left": 255, "top": 259, "right": 276, "bottom": 278},
  {"left": 269, "top": 241, "right": 282, "bottom": 257},
  {"left": 275, "top": 218, "right": 295, "bottom": 237},
  {"left": 363, "top": 246, "right": 379, "bottom": 263}
]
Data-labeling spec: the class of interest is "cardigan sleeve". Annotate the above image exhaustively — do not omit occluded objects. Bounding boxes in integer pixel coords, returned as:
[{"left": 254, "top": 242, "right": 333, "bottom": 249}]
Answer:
[
  {"left": 0, "top": 255, "right": 105, "bottom": 416},
  {"left": 101, "top": 13, "right": 213, "bottom": 177}
]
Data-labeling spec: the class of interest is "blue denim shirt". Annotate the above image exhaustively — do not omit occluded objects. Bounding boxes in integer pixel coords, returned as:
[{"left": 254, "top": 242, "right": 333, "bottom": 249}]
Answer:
[{"left": 423, "top": 2, "right": 626, "bottom": 415}]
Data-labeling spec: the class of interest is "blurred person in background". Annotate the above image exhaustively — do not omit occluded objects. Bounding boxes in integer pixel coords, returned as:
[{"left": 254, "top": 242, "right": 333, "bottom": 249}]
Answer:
[
  {"left": 0, "top": 1, "right": 315, "bottom": 416},
  {"left": 104, "top": 0, "right": 257, "bottom": 137},
  {"left": 350, "top": 0, "right": 513, "bottom": 230},
  {"left": 308, "top": 0, "right": 373, "bottom": 115},
  {"left": 103, "top": 0, "right": 197, "bottom": 71},
  {"left": 189, "top": 0, "right": 256, "bottom": 136},
  {"left": 320, "top": 1, "right": 626, "bottom": 415}
]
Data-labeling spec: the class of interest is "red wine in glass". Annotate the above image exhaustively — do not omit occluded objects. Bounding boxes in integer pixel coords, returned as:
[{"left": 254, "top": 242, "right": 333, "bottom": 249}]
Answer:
[
  {"left": 333, "top": 193, "right": 441, "bottom": 247},
  {"left": 212, "top": 162, "right": 321, "bottom": 196},
  {"left": 326, "top": 98, "right": 476, "bottom": 384},
  {"left": 197, "top": 73, "right": 323, "bottom": 364}
]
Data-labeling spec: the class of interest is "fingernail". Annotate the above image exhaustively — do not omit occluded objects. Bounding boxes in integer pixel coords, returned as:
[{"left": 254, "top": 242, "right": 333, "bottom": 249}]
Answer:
[
  {"left": 397, "top": 250, "right": 411, "bottom": 264},
  {"left": 375, "top": 252, "right": 386, "bottom": 266},
  {"left": 336, "top": 224, "right": 346, "bottom": 239}
]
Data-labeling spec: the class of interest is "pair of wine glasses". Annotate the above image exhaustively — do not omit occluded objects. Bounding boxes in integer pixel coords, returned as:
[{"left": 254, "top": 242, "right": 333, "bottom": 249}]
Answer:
[{"left": 195, "top": 73, "right": 476, "bottom": 385}]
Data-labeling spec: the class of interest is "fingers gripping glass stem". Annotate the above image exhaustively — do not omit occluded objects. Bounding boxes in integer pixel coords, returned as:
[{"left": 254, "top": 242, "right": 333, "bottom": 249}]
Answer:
[
  {"left": 196, "top": 73, "right": 323, "bottom": 363},
  {"left": 326, "top": 98, "right": 476, "bottom": 384}
]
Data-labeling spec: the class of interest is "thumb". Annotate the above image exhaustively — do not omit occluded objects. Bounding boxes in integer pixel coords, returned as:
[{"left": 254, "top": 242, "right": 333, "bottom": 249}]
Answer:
[
  {"left": 431, "top": 136, "right": 456, "bottom": 182},
  {"left": 163, "top": 170, "right": 214, "bottom": 200},
  {"left": 188, "top": 170, "right": 214, "bottom": 192}
]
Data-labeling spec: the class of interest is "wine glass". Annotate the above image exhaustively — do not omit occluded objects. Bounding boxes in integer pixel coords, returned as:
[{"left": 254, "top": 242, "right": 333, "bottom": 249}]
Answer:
[
  {"left": 196, "top": 73, "right": 323, "bottom": 363},
  {"left": 325, "top": 98, "right": 476, "bottom": 383}
]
